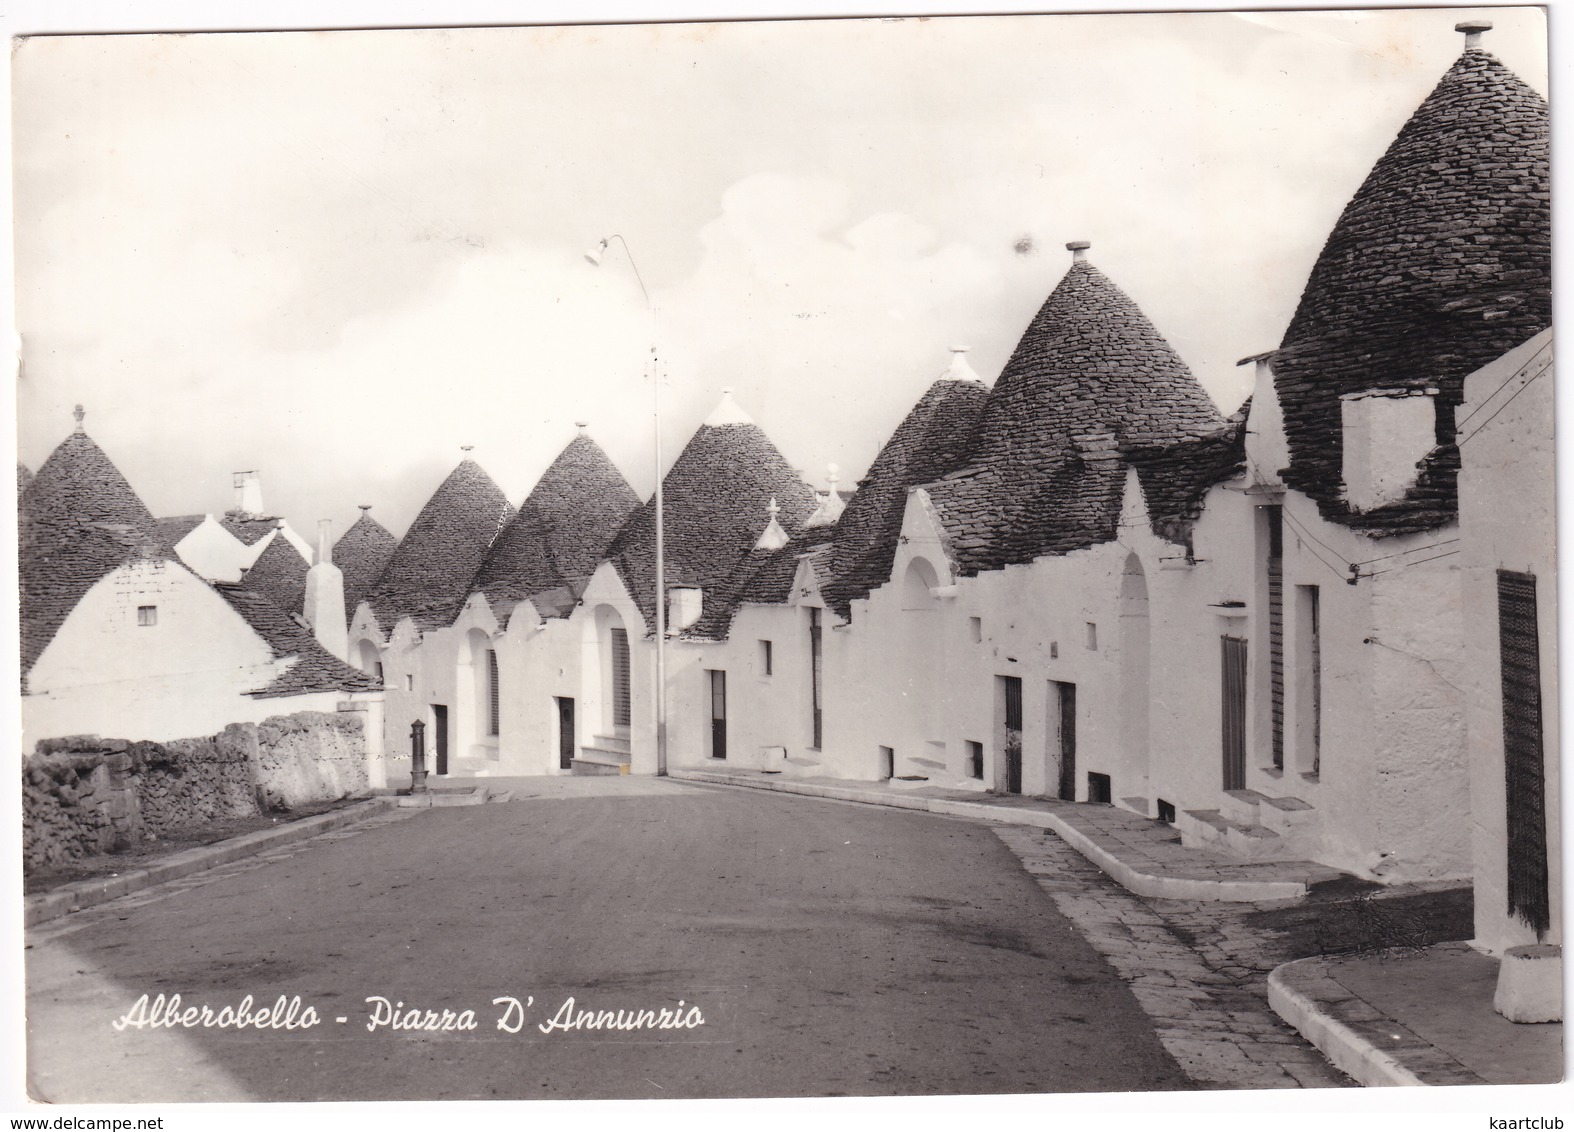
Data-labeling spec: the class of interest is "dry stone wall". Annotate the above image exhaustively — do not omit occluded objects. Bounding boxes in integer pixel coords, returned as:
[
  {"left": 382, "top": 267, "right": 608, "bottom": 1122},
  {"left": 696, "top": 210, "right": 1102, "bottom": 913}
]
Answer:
[{"left": 23, "top": 710, "right": 368, "bottom": 872}]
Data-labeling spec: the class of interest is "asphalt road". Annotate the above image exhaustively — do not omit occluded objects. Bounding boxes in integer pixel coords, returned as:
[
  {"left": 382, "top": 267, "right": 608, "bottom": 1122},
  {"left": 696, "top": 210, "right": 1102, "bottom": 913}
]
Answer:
[{"left": 27, "top": 778, "right": 1190, "bottom": 1101}]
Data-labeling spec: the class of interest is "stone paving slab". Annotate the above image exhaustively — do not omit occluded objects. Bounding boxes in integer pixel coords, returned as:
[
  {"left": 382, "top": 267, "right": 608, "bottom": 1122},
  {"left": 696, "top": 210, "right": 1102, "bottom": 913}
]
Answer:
[
  {"left": 672, "top": 767, "right": 1343, "bottom": 902},
  {"left": 994, "top": 825, "right": 1351, "bottom": 1090},
  {"left": 1269, "top": 942, "right": 1563, "bottom": 1087}
]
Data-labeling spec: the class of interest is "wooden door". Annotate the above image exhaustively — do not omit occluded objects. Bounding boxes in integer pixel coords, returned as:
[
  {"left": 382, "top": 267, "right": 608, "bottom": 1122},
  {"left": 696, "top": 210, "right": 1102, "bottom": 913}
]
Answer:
[
  {"left": 1221, "top": 637, "right": 1247, "bottom": 790},
  {"left": 1000, "top": 675, "right": 1023, "bottom": 794},
  {"left": 1499, "top": 570, "right": 1549, "bottom": 937},
  {"left": 1054, "top": 681, "right": 1077, "bottom": 800},
  {"left": 609, "top": 627, "right": 631, "bottom": 729},
  {"left": 709, "top": 669, "right": 727, "bottom": 760},
  {"left": 556, "top": 697, "right": 575, "bottom": 771},
  {"left": 809, "top": 608, "right": 823, "bottom": 748},
  {"left": 432, "top": 704, "right": 449, "bottom": 776}
]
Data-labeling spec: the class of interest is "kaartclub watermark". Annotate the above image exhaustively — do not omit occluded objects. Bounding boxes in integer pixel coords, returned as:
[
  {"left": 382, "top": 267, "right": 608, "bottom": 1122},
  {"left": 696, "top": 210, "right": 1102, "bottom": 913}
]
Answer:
[{"left": 109, "top": 993, "right": 707, "bottom": 1035}]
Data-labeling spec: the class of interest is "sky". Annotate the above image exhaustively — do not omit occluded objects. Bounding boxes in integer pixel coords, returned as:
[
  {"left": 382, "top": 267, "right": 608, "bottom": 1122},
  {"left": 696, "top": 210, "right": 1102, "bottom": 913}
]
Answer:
[{"left": 10, "top": 5, "right": 1550, "bottom": 543}]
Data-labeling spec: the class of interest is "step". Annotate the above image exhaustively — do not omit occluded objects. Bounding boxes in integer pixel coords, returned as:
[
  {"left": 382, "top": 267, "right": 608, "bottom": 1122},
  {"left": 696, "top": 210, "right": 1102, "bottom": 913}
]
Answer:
[
  {"left": 1222, "top": 788, "right": 1268, "bottom": 825},
  {"left": 1258, "top": 794, "right": 1316, "bottom": 837},
  {"left": 587, "top": 734, "right": 631, "bottom": 755},
  {"left": 1177, "top": 807, "right": 1232, "bottom": 849},
  {"left": 1119, "top": 795, "right": 1151, "bottom": 818},
  {"left": 1225, "top": 820, "right": 1285, "bottom": 860},
  {"left": 571, "top": 757, "right": 628, "bottom": 777}
]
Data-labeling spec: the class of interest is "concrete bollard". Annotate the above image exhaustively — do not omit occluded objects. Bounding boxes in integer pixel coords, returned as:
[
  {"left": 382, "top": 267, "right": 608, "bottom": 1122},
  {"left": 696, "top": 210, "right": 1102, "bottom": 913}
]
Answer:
[{"left": 1494, "top": 944, "right": 1562, "bottom": 1023}]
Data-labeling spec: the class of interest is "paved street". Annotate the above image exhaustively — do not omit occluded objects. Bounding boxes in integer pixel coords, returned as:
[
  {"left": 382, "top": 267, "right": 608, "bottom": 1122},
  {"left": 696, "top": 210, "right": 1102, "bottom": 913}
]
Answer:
[{"left": 27, "top": 779, "right": 1190, "bottom": 1102}]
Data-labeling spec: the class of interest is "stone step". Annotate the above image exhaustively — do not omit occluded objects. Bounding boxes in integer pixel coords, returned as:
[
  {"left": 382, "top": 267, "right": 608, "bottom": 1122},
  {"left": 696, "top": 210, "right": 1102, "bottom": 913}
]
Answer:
[
  {"left": 571, "top": 757, "right": 628, "bottom": 777},
  {"left": 1225, "top": 820, "right": 1285, "bottom": 860},
  {"left": 588, "top": 734, "right": 631, "bottom": 755},
  {"left": 1222, "top": 788, "right": 1268, "bottom": 825},
  {"left": 1258, "top": 794, "right": 1316, "bottom": 837},
  {"left": 1119, "top": 796, "right": 1151, "bottom": 818},
  {"left": 1178, "top": 807, "right": 1286, "bottom": 861}
]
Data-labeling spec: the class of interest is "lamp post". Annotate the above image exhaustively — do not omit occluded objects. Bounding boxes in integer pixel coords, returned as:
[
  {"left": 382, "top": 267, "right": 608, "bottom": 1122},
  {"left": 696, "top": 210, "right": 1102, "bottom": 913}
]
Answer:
[{"left": 585, "top": 235, "right": 667, "bottom": 776}]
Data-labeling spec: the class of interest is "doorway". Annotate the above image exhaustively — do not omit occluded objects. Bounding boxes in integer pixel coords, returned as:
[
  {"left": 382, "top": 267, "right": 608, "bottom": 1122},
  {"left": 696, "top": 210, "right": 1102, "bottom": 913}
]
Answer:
[
  {"left": 998, "top": 675, "right": 1023, "bottom": 794},
  {"left": 431, "top": 704, "right": 449, "bottom": 776},
  {"left": 708, "top": 669, "right": 727, "bottom": 760},
  {"left": 1050, "top": 681, "right": 1077, "bottom": 800},
  {"left": 1221, "top": 636, "right": 1248, "bottom": 790},
  {"left": 555, "top": 697, "right": 575, "bottom": 771}
]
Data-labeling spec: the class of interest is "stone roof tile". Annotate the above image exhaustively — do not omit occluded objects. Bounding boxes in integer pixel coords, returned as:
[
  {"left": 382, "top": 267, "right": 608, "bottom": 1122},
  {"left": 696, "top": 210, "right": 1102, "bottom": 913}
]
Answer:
[
  {"left": 362, "top": 459, "right": 513, "bottom": 633},
  {"left": 334, "top": 509, "right": 397, "bottom": 626},
  {"left": 1273, "top": 46, "right": 1549, "bottom": 535},
  {"left": 214, "top": 583, "right": 382, "bottom": 698}
]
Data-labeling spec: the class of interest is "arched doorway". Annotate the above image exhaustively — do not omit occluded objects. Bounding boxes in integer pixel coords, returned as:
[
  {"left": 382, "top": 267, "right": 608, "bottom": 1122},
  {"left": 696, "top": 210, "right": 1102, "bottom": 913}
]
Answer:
[
  {"left": 354, "top": 639, "right": 383, "bottom": 685},
  {"left": 1119, "top": 553, "right": 1151, "bottom": 805},
  {"left": 900, "top": 556, "right": 943, "bottom": 770}
]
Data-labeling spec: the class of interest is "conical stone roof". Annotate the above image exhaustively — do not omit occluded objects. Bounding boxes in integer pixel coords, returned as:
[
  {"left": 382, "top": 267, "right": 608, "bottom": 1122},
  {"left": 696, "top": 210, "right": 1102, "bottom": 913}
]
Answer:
[
  {"left": 362, "top": 459, "right": 513, "bottom": 633},
  {"left": 240, "top": 531, "right": 309, "bottom": 617},
  {"left": 335, "top": 509, "right": 397, "bottom": 625},
  {"left": 824, "top": 369, "right": 989, "bottom": 616},
  {"left": 17, "top": 463, "right": 33, "bottom": 497},
  {"left": 469, "top": 433, "right": 639, "bottom": 619},
  {"left": 607, "top": 403, "right": 817, "bottom": 631},
  {"left": 1272, "top": 43, "right": 1549, "bottom": 532},
  {"left": 938, "top": 251, "right": 1224, "bottom": 571},
  {"left": 20, "top": 429, "right": 166, "bottom": 676}
]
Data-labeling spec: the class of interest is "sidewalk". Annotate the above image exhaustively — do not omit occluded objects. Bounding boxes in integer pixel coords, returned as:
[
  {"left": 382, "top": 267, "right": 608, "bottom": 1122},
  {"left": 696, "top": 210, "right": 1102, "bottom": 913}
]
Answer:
[
  {"left": 1270, "top": 942, "right": 1564, "bottom": 1087},
  {"left": 670, "top": 766, "right": 1348, "bottom": 902}
]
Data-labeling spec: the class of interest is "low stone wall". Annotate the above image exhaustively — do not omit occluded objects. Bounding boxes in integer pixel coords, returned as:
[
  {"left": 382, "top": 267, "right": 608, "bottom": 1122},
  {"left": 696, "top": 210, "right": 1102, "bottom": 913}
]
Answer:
[
  {"left": 253, "top": 711, "right": 368, "bottom": 810},
  {"left": 23, "top": 710, "right": 369, "bottom": 872}
]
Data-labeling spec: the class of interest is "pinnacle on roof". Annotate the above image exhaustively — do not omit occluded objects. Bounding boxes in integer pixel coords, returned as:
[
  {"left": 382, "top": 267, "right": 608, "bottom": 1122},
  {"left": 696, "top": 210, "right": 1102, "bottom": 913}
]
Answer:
[
  {"left": 240, "top": 531, "right": 310, "bottom": 617},
  {"left": 334, "top": 506, "right": 397, "bottom": 626},
  {"left": 468, "top": 432, "right": 639, "bottom": 617},
  {"left": 362, "top": 457, "right": 514, "bottom": 632},
  {"left": 20, "top": 422, "right": 166, "bottom": 676},
  {"left": 823, "top": 367, "right": 989, "bottom": 614},
  {"left": 754, "top": 498, "right": 790, "bottom": 550},
  {"left": 940, "top": 346, "right": 984, "bottom": 384},
  {"left": 802, "top": 464, "right": 848, "bottom": 529},
  {"left": 703, "top": 388, "right": 754, "bottom": 427},
  {"left": 1271, "top": 28, "right": 1549, "bottom": 534},
  {"left": 608, "top": 397, "right": 817, "bottom": 630}
]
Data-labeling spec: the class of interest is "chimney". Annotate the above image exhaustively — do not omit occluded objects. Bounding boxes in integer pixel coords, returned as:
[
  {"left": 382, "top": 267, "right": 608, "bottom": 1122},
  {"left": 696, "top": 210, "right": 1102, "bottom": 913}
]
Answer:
[
  {"left": 1457, "top": 19, "right": 1491, "bottom": 50},
  {"left": 669, "top": 586, "right": 703, "bottom": 631},
  {"left": 303, "top": 518, "right": 348, "bottom": 660},
  {"left": 1066, "top": 240, "right": 1091, "bottom": 263},
  {"left": 233, "top": 470, "right": 264, "bottom": 517},
  {"left": 1340, "top": 386, "right": 1439, "bottom": 513}
]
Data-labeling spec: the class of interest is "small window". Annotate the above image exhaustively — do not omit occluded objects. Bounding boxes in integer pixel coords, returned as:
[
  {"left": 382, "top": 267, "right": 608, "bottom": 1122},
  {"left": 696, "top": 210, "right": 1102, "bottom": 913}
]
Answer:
[
  {"left": 969, "top": 616, "right": 982, "bottom": 643},
  {"left": 406, "top": 674, "right": 414, "bottom": 692},
  {"left": 136, "top": 605, "right": 157, "bottom": 627},
  {"left": 1088, "top": 772, "right": 1112, "bottom": 804},
  {"left": 1085, "top": 622, "right": 1098, "bottom": 650},
  {"left": 760, "top": 639, "right": 774, "bottom": 676},
  {"left": 965, "top": 740, "right": 984, "bottom": 780},
  {"left": 879, "top": 746, "right": 895, "bottom": 780},
  {"left": 1156, "top": 799, "right": 1176, "bottom": 825},
  {"left": 1050, "top": 641, "right": 1059, "bottom": 659}
]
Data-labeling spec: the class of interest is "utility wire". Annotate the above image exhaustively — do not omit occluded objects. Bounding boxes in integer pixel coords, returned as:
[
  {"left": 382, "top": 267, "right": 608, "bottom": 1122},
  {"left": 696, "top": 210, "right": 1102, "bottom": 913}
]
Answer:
[
  {"left": 1361, "top": 548, "right": 1461, "bottom": 579},
  {"left": 1454, "top": 342, "right": 1552, "bottom": 429},
  {"left": 1458, "top": 357, "right": 1551, "bottom": 449}
]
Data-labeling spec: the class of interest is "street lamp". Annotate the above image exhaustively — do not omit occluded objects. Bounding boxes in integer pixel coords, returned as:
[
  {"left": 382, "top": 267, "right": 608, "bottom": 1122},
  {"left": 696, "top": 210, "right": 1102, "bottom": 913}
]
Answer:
[{"left": 585, "top": 234, "right": 667, "bottom": 777}]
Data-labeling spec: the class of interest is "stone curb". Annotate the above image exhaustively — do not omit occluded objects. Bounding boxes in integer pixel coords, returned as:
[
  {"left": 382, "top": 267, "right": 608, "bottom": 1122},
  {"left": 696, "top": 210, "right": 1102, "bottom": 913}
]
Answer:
[
  {"left": 1267, "top": 953, "right": 1488, "bottom": 1087},
  {"left": 670, "top": 769, "right": 1306, "bottom": 903},
  {"left": 24, "top": 797, "right": 398, "bottom": 928}
]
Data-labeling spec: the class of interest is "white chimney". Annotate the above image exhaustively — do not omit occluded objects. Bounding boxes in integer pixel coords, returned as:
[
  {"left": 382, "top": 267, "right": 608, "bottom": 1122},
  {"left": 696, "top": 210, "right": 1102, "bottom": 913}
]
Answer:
[
  {"left": 233, "top": 470, "right": 264, "bottom": 517},
  {"left": 303, "top": 518, "right": 348, "bottom": 660},
  {"left": 1340, "top": 387, "right": 1438, "bottom": 513},
  {"left": 669, "top": 586, "right": 703, "bottom": 631}
]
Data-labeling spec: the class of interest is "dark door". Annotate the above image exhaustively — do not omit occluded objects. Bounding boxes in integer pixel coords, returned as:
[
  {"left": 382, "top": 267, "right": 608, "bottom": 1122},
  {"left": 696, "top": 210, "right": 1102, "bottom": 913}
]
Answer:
[
  {"left": 1221, "top": 637, "right": 1248, "bottom": 791},
  {"left": 1000, "top": 675, "right": 1023, "bottom": 794},
  {"left": 709, "top": 669, "right": 727, "bottom": 760},
  {"left": 556, "top": 697, "right": 575, "bottom": 771},
  {"left": 432, "top": 704, "right": 449, "bottom": 776},
  {"left": 609, "top": 628, "right": 631, "bottom": 729},
  {"left": 1266, "top": 506, "right": 1285, "bottom": 770},
  {"left": 1054, "top": 681, "right": 1077, "bottom": 800},
  {"left": 809, "top": 608, "right": 823, "bottom": 748},
  {"left": 1499, "top": 570, "right": 1549, "bottom": 937}
]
